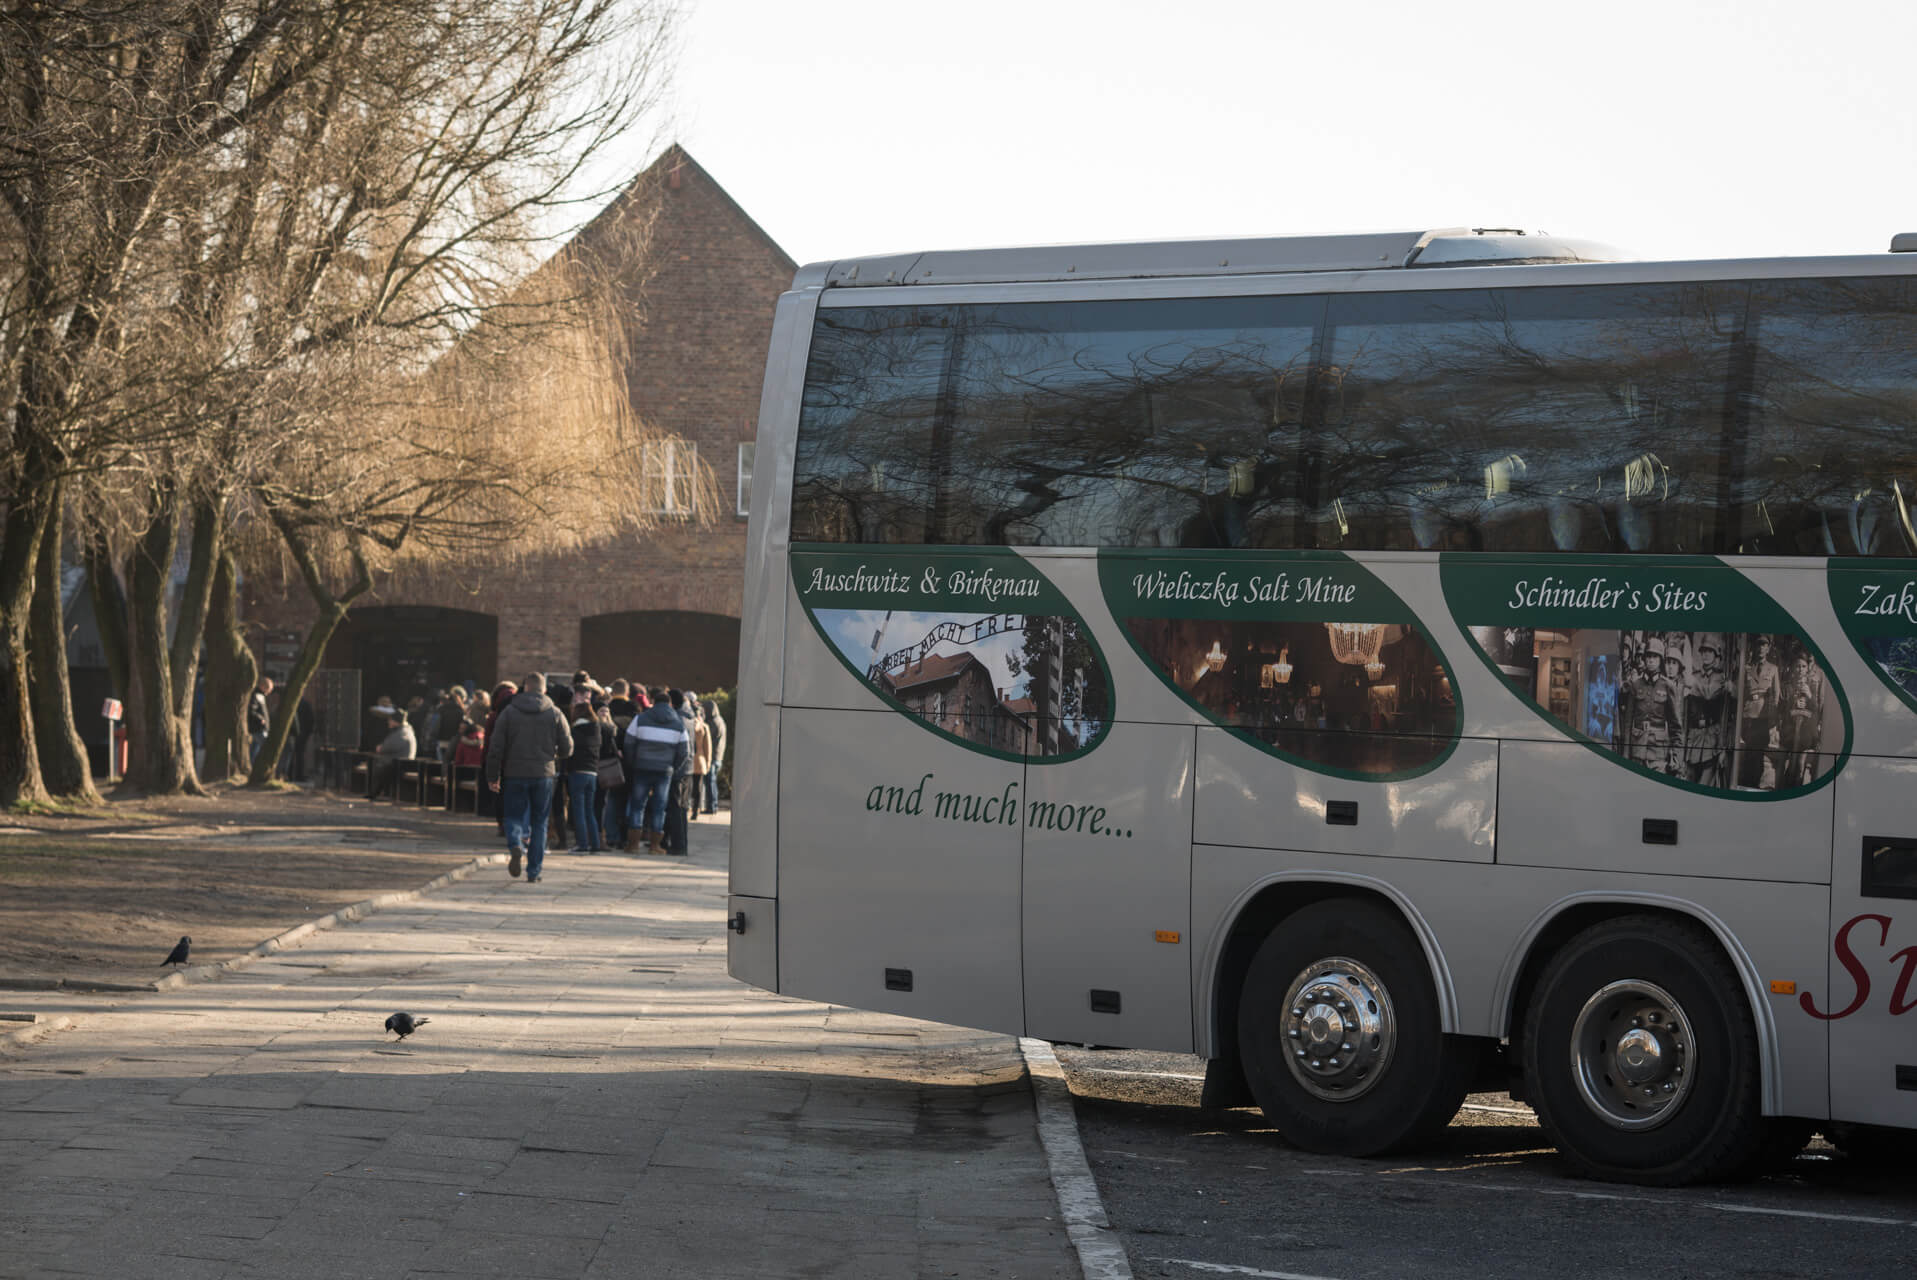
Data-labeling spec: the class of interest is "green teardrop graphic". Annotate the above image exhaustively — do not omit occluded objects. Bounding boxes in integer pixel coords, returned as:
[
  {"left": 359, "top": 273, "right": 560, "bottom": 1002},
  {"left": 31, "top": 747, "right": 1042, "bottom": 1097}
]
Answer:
[
  {"left": 1828, "top": 561, "right": 1917, "bottom": 719},
  {"left": 1098, "top": 549, "right": 1462, "bottom": 781},
  {"left": 1442, "top": 553, "right": 1851, "bottom": 800},
  {"left": 792, "top": 545, "right": 1112, "bottom": 763}
]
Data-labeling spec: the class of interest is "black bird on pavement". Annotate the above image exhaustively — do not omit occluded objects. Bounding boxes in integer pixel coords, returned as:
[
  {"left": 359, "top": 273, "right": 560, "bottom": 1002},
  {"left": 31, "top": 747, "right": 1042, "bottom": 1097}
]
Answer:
[
  {"left": 384, "top": 1012, "right": 430, "bottom": 1041},
  {"left": 161, "top": 936, "right": 191, "bottom": 967}
]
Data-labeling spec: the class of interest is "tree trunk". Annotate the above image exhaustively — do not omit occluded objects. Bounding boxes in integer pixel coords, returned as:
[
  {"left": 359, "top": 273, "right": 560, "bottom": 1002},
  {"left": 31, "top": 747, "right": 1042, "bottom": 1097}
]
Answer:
[
  {"left": 248, "top": 512, "right": 373, "bottom": 787},
  {"left": 171, "top": 495, "right": 222, "bottom": 722},
  {"left": 0, "top": 475, "right": 54, "bottom": 809},
  {"left": 83, "top": 527, "right": 130, "bottom": 704},
  {"left": 27, "top": 480, "right": 100, "bottom": 801},
  {"left": 122, "top": 482, "right": 200, "bottom": 796},
  {"left": 201, "top": 550, "right": 257, "bottom": 781}
]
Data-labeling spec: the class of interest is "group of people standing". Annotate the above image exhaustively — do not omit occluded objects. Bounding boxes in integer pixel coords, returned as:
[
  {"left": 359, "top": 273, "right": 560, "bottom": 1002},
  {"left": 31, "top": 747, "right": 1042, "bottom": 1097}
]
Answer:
[
  {"left": 471, "top": 669, "right": 725, "bottom": 883},
  {"left": 356, "top": 668, "right": 727, "bottom": 882}
]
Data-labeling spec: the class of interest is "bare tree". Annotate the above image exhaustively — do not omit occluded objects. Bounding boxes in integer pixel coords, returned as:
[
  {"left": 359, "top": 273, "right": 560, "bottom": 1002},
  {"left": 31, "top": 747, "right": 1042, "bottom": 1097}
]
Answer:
[
  {"left": 209, "top": 0, "right": 689, "bottom": 784},
  {"left": 5, "top": 0, "right": 679, "bottom": 801},
  {"left": 1, "top": 3, "right": 369, "bottom": 805}
]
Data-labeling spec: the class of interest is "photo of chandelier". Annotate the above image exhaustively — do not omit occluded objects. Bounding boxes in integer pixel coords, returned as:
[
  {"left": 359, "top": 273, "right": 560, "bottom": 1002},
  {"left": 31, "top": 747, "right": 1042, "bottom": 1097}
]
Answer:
[
  {"left": 1205, "top": 640, "right": 1227, "bottom": 672},
  {"left": 1324, "top": 621, "right": 1385, "bottom": 668},
  {"left": 1260, "top": 646, "right": 1293, "bottom": 688}
]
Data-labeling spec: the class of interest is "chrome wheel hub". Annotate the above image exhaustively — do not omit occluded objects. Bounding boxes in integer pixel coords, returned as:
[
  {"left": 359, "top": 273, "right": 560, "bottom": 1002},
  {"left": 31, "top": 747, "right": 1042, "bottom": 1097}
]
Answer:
[
  {"left": 1569, "top": 979, "right": 1696, "bottom": 1131},
  {"left": 1280, "top": 957, "right": 1395, "bottom": 1102}
]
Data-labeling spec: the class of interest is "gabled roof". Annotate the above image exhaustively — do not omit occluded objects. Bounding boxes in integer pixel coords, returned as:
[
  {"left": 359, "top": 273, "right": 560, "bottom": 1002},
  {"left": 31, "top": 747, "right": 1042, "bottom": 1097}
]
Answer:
[
  {"left": 571, "top": 142, "right": 794, "bottom": 274},
  {"left": 886, "top": 650, "right": 979, "bottom": 693}
]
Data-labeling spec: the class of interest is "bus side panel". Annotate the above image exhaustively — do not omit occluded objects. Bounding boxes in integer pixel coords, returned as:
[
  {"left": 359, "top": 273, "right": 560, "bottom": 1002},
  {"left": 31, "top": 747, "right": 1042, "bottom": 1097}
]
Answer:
[
  {"left": 1021, "top": 719, "right": 1195, "bottom": 1052},
  {"left": 1194, "top": 728, "right": 1497, "bottom": 863},
  {"left": 776, "top": 705, "right": 1026, "bottom": 1036},
  {"left": 1829, "top": 754, "right": 1917, "bottom": 1128},
  {"left": 729, "top": 287, "right": 815, "bottom": 918},
  {"left": 739, "top": 288, "right": 816, "bottom": 713},
  {"left": 729, "top": 692, "right": 782, "bottom": 908},
  {"left": 1497, "top": 740, "right": 1833, "bottom": 884},
  {"left": 1192, "top": 845, "right": 1832, "bottom": 1119}
]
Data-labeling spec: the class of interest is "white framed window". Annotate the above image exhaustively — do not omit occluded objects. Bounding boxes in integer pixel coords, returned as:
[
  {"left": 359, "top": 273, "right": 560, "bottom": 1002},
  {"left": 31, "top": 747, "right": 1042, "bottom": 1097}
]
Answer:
[
  {"left": 643, "top": 439, "right": 697, "bottom": 515},
  {"left": 737, "top": 441, "right": 755, "bottom": 518}
]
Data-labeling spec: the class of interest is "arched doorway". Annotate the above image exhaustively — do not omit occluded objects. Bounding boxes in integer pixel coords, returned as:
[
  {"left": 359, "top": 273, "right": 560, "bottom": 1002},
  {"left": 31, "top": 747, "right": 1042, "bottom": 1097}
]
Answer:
[
  {"left": 580, "top": 611, "right": 740, "bottom": 693},
  {"left": 332, "top": 606, "right": 499, "bottom": 712}
]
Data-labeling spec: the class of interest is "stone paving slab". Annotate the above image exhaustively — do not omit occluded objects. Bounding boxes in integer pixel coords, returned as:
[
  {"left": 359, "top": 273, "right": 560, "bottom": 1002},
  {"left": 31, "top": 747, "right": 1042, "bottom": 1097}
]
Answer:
[{"left": 0, "top": 815, "right": 1078, "bottom": 1279}]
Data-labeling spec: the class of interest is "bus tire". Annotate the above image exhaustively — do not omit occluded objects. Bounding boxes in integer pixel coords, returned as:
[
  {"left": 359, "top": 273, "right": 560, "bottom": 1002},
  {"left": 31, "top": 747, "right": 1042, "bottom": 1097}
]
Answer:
[
  {"left": 1236, "top": 898, "right": 1473, "bottom": 1156},
  {"left": 1522, "top": 915, "right": 1764, "bottom": 1185}
]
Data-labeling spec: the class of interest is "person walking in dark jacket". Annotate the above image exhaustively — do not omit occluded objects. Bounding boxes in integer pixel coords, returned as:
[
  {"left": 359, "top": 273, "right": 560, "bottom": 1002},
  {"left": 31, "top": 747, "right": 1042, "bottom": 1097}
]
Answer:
[
  {"left": 565, "top": 701, "right": 603, "bottom": 853},
  {"left": 622, "top": 687, "right": 687, "bottom": 854},
  {"left": 484, "top": 674, "right": 572, "bottom": 883}
]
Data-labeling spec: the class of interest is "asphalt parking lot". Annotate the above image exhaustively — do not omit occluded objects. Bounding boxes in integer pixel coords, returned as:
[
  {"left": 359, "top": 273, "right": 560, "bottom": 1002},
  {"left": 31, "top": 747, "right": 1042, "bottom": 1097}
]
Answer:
[{"left": 1057, "top": 1047, "right": 1917, "bottom": 1280}]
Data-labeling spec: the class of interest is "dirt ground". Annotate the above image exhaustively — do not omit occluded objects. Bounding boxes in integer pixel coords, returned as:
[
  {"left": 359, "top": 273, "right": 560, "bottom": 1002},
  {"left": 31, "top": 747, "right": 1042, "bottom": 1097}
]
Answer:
[{"left": 0, "top": 785, "right": 501, "bottom": 986}]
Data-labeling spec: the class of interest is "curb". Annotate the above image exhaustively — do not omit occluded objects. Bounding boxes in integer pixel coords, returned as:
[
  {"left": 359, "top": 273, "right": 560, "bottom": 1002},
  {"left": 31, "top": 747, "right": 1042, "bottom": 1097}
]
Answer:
[
  {"left": 0, "top": 852, "right": 507, "bottom": 1038},
  {"left": 153, "top": 851, "right": 509, "bottom": 991},
  {"left": 153, "top": 854, "right": 509, "bottom": 996},
  {"left": 1019, "top": 1037, "right": 1134, "bottom": 1280}
]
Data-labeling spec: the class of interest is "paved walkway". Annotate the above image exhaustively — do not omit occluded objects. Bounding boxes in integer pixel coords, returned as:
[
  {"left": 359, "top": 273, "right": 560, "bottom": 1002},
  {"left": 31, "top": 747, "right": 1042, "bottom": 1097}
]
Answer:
[{"left": 0, "top": 815, "right": 1079, "bottom": 1279}]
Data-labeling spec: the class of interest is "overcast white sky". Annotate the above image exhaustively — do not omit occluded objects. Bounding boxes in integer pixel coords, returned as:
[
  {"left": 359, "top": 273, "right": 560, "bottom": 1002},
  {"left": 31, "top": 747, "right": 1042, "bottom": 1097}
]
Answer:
[{"left": 653, "top": 0, "right": 1917, "bottom": 269}]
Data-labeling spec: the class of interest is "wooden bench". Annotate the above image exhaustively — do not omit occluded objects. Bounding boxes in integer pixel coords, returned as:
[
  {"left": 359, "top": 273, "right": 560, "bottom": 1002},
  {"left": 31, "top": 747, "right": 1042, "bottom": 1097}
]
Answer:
[{"left": 450, "top": 765, "right": 483, "bottom": 813}]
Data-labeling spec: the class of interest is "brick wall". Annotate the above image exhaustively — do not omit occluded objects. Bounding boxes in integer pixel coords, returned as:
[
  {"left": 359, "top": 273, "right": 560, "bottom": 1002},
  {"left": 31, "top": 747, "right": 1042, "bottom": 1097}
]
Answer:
[{"left": 245, "top": 146, "right": 797, "bottom": 694}]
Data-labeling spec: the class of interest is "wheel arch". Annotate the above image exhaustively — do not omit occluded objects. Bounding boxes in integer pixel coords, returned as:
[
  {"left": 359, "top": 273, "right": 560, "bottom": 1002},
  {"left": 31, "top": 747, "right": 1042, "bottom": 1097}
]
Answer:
[
  {"left": 1492, "top": 893, "right": 1784, "bottom": 1116},
  {"left": 1198, "top": 870, "right": 1462, "bottom": 1061}
]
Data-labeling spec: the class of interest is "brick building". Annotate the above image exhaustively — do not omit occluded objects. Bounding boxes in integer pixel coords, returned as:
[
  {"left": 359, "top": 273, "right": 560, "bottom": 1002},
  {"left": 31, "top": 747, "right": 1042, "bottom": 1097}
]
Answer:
[
  {"left": 880, "top": 652, "right": 1033, "bottom": 755},
  {"left": 245, "top": 146, "right": 795, "bottom": 715}
]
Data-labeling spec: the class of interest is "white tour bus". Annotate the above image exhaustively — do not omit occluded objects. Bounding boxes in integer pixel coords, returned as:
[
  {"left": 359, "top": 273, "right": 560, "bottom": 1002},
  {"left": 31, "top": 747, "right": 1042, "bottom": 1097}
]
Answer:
[{"left": 728, "top": 227, "right": 1917, "bottom": 1185}]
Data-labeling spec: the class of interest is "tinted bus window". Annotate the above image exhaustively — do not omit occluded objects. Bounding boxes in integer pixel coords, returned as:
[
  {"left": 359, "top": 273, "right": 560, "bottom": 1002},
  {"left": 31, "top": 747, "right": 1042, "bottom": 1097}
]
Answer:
[
  {"left": 1317, "top": 282, "right": 1749, "bottom": 554},
  {"left": 794, "top": 297, "right": 1321, "bottom": 546},
  {"left": 791, "top": 277, "right": 1917, "bottom": 555},
  {"left": 1737, "top": 277, "right": 1917, "bottom": 556}
]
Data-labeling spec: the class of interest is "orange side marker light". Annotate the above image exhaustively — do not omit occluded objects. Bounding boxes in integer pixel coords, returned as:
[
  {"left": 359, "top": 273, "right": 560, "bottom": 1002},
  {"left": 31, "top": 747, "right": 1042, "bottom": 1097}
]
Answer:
[
  {"left": 1155, "top": 930, "right": 1181, "bottom": 944},
  {"left": 1769, "top": 979, "right": 1796, "bottom": 995}
]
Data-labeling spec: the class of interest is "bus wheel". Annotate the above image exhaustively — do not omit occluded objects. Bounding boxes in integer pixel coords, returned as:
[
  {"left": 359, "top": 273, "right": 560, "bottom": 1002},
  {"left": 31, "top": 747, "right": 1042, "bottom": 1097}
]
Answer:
[
  {"left": 1237, "top": 899, "right": 1473, "bottom": 1156},
  {"left": 1522, "top": 915, "right": 1764, "bottom": 1185}
]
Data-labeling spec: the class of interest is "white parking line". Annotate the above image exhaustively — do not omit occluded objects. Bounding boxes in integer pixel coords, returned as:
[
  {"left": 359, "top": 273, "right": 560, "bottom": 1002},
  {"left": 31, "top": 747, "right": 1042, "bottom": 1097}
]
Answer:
[
  {"left": 1153, "top": 1259, "right": 1346, "bottom": 1280},
  {"left": 1412, "top": 1177, "right": 1917, "bottom": 1228}
]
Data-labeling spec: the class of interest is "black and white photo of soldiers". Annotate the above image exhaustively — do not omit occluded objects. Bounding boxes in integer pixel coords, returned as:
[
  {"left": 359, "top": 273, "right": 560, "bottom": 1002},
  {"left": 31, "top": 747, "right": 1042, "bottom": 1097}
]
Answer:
[
  {"left": 1727, "top": 633, "right": 1827, "bottom": 791},
  {"left": 1618, "top": 631, "right": 1682, "bottom": 774},
  {"left": 1680, "top": 632, "right": 1734, "bottom": 787},
  {"left": 1474, "top": 621, "right": 1837, "bottom": 793},
  {"left": 1733, "top": 634, "right": 1785, "bottom": 789},
  {"left": 1776, "top": 640, "right": 1827, "bottom": 788}
]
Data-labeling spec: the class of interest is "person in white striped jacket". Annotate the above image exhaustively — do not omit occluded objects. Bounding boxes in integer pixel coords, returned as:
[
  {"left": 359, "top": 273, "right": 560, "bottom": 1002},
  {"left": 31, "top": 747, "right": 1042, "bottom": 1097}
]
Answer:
[{"left": 622, "top": 687, "right": 688, "bottom": 853}]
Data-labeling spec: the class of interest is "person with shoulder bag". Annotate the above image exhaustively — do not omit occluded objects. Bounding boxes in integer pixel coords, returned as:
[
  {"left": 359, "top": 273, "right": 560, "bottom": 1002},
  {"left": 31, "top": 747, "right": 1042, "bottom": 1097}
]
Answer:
[{"left": 591, "top": 698, "right": 626, "bottom": 846}]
